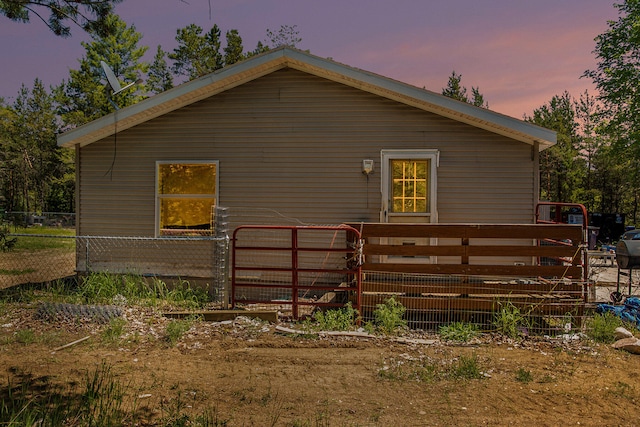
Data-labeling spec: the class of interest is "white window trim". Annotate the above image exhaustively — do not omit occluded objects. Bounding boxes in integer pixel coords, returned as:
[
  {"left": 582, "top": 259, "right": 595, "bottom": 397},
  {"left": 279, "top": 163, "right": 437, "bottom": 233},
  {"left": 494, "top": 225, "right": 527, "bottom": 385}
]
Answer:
[
  {"left": 381, "top": 149, "right": 439, "bottom": 223},
  {"left": 155, "top": 160, "right": 219, "bottom": 237}
]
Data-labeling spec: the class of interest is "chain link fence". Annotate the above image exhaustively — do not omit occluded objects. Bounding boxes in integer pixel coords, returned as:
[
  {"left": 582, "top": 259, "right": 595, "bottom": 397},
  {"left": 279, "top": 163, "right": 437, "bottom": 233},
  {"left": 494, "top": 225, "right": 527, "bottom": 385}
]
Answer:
[{"left": 1, "top": 233, "right": 229, "bottom": 304}]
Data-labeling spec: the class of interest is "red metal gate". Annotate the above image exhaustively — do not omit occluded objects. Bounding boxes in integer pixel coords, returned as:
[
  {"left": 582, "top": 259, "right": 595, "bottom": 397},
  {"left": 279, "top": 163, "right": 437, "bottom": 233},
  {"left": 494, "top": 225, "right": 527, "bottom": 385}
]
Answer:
[{"left": 231, "top": 225, "right": 362, "bottom": 319}]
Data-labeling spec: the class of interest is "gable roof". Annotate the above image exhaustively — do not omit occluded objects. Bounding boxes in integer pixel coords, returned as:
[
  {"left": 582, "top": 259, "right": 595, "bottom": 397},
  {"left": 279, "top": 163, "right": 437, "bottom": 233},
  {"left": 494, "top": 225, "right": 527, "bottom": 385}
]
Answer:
[{"left": 58, "top": 47, "right": 556, "bottom": 150}]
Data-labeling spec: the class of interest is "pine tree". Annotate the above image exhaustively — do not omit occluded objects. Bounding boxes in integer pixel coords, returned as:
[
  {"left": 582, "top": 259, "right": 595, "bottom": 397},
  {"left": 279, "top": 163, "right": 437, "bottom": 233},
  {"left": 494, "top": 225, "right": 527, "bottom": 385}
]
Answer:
[
  {"left": 147, "top": 45, "right": 173, "bottom": 94},
  {"left": 0, "top": 0, "right": 123, "bottom": 37},
  {"left": 59, "top": 13, "right": 148, "bottom": 127},
  {"left": 169, "top": 24, "right": 224, "bottom": 81}
]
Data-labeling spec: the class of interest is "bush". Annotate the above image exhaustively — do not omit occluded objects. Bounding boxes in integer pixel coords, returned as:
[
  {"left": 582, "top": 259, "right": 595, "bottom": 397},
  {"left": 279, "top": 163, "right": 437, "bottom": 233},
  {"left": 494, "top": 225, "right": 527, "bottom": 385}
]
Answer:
[
  {"left": 373, "top": 297, "right": 407, "bottom": 335},
  {"left": 493, "top": 301, "right": 530, "bottom": 339},
  {"left": 587, "top": 312, "right": 628, "bottom": 343},
  {"left": 311, "top": 302, "right": 359, "bottom": 331}
]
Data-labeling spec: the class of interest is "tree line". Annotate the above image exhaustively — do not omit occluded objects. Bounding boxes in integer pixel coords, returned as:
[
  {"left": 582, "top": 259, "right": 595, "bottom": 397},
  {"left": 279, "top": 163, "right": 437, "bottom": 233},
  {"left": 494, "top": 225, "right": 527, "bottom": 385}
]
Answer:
[
  {"left": 2, "top": 1, "right": 640, "bottom": 227},
  {"left": 441, "top": 1, "right": 640, "bottom": 226},
  {"left": 0, "top": 8, "right": 300, "bottom": 215}
]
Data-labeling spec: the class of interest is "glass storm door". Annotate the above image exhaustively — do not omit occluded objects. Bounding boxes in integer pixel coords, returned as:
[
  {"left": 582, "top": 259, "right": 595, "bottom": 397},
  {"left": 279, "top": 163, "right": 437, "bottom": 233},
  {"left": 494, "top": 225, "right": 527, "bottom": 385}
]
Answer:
[{"left": 381, "top": 150, "right": 439, "bottom": 261}]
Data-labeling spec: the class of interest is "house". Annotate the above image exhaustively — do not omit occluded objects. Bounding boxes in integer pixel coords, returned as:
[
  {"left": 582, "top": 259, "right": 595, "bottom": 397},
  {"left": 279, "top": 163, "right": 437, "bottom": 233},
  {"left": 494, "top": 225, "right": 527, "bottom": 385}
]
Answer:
[{"left": 58, "top": 47, "right": 555, "bottom": 239}]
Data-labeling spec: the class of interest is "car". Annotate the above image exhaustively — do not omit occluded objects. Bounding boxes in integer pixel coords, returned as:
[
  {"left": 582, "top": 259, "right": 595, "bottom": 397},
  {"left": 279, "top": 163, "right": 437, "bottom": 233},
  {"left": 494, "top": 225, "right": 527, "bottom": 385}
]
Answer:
[{"left": 621, "top": 229, "right": 640, "bottom": 240}]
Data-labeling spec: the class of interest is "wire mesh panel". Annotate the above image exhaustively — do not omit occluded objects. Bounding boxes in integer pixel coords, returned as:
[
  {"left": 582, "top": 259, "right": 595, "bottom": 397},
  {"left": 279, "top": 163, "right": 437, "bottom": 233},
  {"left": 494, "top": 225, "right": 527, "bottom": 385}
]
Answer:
[
  {"left": 360, "top": 271, "right": 586, "bottom": 334},
  {"left": 232, "top": 225, "right": 362, "bottom": 319}
]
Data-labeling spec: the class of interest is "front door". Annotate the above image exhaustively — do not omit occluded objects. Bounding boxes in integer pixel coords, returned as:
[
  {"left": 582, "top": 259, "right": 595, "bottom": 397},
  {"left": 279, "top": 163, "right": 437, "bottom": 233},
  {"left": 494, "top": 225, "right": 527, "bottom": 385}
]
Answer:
[{"left": 381, "top": 150, "right": 439, "bottom": 262}]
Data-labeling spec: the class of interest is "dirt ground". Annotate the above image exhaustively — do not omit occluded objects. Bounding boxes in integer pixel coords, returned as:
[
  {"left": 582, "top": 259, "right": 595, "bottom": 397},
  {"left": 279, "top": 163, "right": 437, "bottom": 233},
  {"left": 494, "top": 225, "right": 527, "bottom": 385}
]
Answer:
[
  {"left": 2, "top": 262, "right": 640, "bottom": 425},
  {"left": 2, "top": 299, "right": 640, "bottom": 427}
]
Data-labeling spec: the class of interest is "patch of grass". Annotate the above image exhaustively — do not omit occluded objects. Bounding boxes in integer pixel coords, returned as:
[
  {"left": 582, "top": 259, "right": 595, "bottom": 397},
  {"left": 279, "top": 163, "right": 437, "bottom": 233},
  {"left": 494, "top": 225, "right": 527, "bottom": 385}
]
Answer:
[
  {"left": 11, "top": 227, "right": 75, "bottom": 251},
  {"left": 307, "top": 302, "right": 359, "bottom": 331},
  {"left": 165, "top": 316, "right": 199, "bottom": 346},
  {"left": 608, "top": 381, "right": 636, "bottom": 401},
  {"left": 493, "top": 301, "right": 530, "bottom": 339},
  {"left": 587, "top": 312, "right": 628, "bottom": 343},
  {"left": 75, "top": 273, "right": 209, "bottom": 308},
  {"left": 0, "top": 362, "right": 130, "bottom": 426},
  {"left": 14, "top": 329, "right": 37, "bottom": 345},
  {"left": 439, "top": 322, "right": 480, "bottom": 342},
  {"left": 515, "top": 367, "right": 533, "bottom": 383},
  {"left": 372, "top": 296, "right": 407, "bottom": 335},
  {"left": 102, "top": 317, "right": 127, "bottom": 344},
  {"left": 378, "top": 353, "right": 485, "bottom": 383}
]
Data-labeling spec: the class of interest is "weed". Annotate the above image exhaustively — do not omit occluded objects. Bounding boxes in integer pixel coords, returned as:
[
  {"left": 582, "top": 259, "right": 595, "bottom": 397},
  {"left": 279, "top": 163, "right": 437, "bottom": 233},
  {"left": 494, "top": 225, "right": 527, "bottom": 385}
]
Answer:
[
  {"left": 609, "top": 381, "right": 635, "bottom": 401},
  {"left": 309, "top": 302, "right": 359, "bottom": 331},
  {"left": 587, "top": 312, "right": 627, "bottom": 343},
  {"left": 379, "top": 352, "right": 484, "bottom": 383},
  {"left": 14, "top": 329, "right": 36, "bottom": 345},
  {"left": 0, "top": 223, "right": 17, "bottom": 252},
  {"left": 439, "top": 322, "right": 479, "bottom": 342},
  {"left": 451, "top": 354, "right": 483, "bottom": 380},
  {"left": 373, "top": 296, "right": 407, "bottom": 335},
  {"left": 81, "top": 362, "right": 128, "bottom": 425},
  {"left": 0, "top": 362, "right": 131, "bottom": 426},
  {"left": 515, "top": 367, "right": 533, "bottom": 383},
  {"left": 102, "top": 317, "right": 127, "bottom": 344},
  {"left": 165, "top": 316, "right": 199, "bottom": 346},
  {"left": 493, "top": 301, "right": 530, "bottom": 339}
]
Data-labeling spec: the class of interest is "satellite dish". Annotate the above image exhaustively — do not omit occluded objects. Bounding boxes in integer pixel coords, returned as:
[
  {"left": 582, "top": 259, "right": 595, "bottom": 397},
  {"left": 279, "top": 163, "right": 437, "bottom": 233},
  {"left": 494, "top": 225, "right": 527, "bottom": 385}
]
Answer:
[{"left": 100, "top": 60, "right": 139, "bottom": 96}]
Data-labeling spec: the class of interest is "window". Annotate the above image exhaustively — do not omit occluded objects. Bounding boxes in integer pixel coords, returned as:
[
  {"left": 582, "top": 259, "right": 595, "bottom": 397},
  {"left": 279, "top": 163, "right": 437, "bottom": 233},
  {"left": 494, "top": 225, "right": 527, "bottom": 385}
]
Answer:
[
  {"left": 381, "top": 149, "right": 439, "bottom": 222},
  {"left": 156, "top": 161, "right": 218, "bottom": 236},
  {"left": 391, "top": 159, "right": 430, "bottom": 213}
]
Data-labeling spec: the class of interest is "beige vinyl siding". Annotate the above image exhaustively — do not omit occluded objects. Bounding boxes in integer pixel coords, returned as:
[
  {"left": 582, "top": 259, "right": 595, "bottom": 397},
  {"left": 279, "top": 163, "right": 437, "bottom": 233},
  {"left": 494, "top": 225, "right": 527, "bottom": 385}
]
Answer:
[{"left": 78, "top": 69, "right": 536, "bottom": 236}]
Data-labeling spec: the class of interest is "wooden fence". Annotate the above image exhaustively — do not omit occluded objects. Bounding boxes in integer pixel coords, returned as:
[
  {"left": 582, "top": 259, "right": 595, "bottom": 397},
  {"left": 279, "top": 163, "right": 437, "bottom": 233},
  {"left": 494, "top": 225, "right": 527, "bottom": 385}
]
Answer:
[{"left": 346, "top": 223, "right": 586, "bottom": 331}]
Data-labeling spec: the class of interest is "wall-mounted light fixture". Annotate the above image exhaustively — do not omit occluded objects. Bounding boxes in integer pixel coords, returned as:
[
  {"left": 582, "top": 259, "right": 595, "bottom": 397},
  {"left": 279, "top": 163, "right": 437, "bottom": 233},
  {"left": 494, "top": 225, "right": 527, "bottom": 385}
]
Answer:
[{"left": 362, "top": 159, "right": 374, "bottom": 175}]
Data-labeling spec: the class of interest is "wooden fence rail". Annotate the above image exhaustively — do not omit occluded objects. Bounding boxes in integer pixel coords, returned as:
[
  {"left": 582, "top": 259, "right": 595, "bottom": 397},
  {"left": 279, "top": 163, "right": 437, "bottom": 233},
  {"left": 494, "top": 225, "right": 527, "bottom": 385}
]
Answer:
[{"left": 346, "top": 223, "right": 587, "bottom": 331}]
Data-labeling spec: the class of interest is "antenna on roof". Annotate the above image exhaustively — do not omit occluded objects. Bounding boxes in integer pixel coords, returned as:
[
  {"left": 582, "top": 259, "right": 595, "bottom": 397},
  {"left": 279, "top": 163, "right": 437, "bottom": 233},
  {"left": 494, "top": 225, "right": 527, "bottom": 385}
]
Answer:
[
  {"left": 101, "top": 60, "right": 140, "bottom": 96},
  {"left": 100, "top": 60, "right": 142, "bottom": 110}
]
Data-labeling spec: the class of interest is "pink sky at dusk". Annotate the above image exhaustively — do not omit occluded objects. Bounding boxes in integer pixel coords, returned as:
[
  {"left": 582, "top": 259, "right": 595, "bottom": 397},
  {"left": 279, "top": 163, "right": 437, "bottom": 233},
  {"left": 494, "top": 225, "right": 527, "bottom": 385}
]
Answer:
[{"left": 0, "top": 0, "right": 619, "bottom": 119}]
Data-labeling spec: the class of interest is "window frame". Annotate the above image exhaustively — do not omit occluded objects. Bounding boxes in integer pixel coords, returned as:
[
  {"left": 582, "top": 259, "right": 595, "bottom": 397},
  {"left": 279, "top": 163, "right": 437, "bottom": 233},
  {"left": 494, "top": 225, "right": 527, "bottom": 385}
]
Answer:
[
  {"left": 155, "top": 160, "right": 219, "bottom": 237},
  {"left": 381, "top": 149, "right": 439, "bottom": 222}
]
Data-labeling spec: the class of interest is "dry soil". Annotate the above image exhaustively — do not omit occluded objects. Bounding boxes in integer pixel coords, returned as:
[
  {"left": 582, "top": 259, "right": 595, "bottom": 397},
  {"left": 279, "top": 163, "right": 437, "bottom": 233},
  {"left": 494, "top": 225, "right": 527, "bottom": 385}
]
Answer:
[{"left": 1, "top": 302, "right": 640, "bottom": 426}]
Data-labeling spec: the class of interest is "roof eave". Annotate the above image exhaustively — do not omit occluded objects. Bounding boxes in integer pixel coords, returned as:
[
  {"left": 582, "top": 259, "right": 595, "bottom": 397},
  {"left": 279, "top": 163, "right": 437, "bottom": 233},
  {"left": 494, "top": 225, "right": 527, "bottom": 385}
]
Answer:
[{"left": 57, "top": 47, "right": 556, "bottom": 150}]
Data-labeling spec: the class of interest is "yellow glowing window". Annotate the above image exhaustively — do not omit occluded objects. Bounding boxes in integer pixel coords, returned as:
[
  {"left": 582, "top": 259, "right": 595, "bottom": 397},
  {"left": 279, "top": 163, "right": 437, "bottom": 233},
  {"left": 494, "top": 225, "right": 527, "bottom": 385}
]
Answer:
[
  {"left": 391, "top": 160, "right": 429, "bottom": 213},
  {"left": 157, "top": 162, "right": 217, "bottom": 236}
]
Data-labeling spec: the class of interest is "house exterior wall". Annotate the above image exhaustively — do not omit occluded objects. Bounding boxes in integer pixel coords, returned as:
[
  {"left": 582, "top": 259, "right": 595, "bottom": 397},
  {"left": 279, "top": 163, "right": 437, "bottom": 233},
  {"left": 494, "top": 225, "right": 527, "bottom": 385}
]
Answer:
[{"left": 77, "top": 69, "right": 537, "bottom": 237}]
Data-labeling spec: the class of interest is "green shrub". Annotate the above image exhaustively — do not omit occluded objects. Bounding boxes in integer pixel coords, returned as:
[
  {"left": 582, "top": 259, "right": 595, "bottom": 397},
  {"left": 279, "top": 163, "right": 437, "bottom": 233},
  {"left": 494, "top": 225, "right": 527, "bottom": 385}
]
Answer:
[
  {"left": 587, "top": 312, "right": 628, "bottom": 343},
  {"left": 373, "top": 296, "right": 407, "bottom": 335},
  {"left": 311, "top": 302, "right": 359, "bottom": 331}
]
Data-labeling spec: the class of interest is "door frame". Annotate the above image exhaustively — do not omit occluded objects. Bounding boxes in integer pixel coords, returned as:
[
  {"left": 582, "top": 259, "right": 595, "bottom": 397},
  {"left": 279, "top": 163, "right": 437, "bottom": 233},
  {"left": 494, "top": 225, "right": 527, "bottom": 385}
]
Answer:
[{"left": 380, "top": 149, "right": 439, "bottom": 224}]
